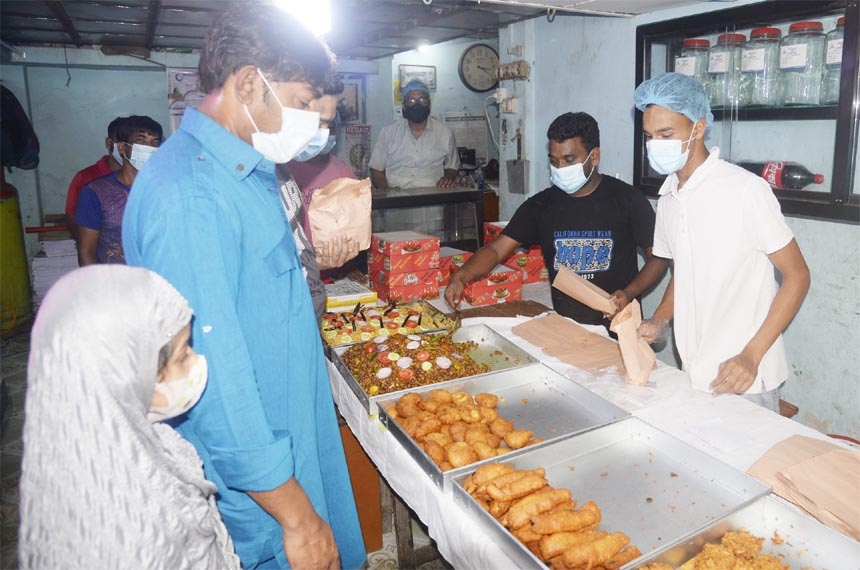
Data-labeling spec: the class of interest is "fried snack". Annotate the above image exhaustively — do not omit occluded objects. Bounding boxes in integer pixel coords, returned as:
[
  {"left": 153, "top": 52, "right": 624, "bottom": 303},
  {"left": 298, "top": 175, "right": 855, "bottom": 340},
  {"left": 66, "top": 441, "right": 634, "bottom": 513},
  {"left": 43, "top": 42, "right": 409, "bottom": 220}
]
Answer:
[
  {"left": 449, "top": 421, "right": 469, "bottom": 442},
  {"left": 680, "top": 543, "right": 736, "bottom": 569},
  {"left": 422, "top": 431, "right": 451, "bottom": 448},
  {"left": 547, "top": 499, "right": 577, "bottom": 514},
  {"left": 427, "top": 389, "right": 453, "bottom": 403},
  {"left": 487, "top": 472, "right": 548, "bottom": 502},
  {"left": 721, "top": 530, "right": 764, "bottom": 560},
  {"left": 451, "top": 390, "right": 472, "bottom": 405},
  {"left": 473, "top": 441, "right": 497, "bottom": 460},
  {"left": 560, "top": 531, "right": 629, "bottom": 567},
  {"left": 475, "top": 392, "right": 499, "bottom": 408},
  {"left": 464, "top": 424, "right": 490, "bottom": 445},
  {"left": 422, "top": 440, "right": 445, "bottom": 466},
  {"left": 504, "top": 429, "right": 534, "bottom": 449},
  {"left": 478, "top": 467, "right": 546, "bottom": 497},
  {"left": 637, "top": 564, "right": 673, "bottom": 570},
  {"left": 479, "top": 406, "right": 499, "bottom": 423},
  {"left": 398, "top": 415, "right": 421, "bottom": 438},
  {"left": 445, "top": 441, "right": 477, "bottom": 468},
  {"left": 458, "top": 403, "right": 482, "bottom": 423},
  {"left": 531, "top": 500, "right": 601, "bottom": 534},
  {"left": 414, "top": 417, "right": 441, "bottom": 439},
  {"left": 395, "top": 400, "right": 420, "bottom": 418},
  {"left": 504, "top": 487, "right": 573, "bottom": 529},
  {"left": 436, "top": 403, "right": 461, "bottom": 425},
  {"left": 489, "top": 416, "right": 515, "bottom": 438},
  {"left": 486, "top": 433, "right": 501, "bottom": 448},
  {"left": 603, "top": 545, "right": 641, "bottom": 569},
  {"left": 513, "top": 524, "right": 543, "bottom": 544},
  {"left": 539, "top": 529, "right": 608, "bottom": 561},
  {"left": 489, "top": 499, "right": 512, "bottom": 519},
  {"left": 418, "top": 398, "right": 440, "bottom": 413},
  {"left": 472, "top": 463, "right": 516, "bottom": 487}
]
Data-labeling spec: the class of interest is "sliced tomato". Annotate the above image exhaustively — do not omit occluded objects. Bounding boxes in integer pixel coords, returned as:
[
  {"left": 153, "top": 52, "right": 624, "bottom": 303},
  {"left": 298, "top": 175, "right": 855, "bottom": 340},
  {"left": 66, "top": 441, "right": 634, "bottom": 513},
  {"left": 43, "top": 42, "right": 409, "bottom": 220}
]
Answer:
[
  {"left": 364, "top": 344, "right": 376, "bottom": 354},
  {"left": 387, "top": 310, "right": 400, "bottom": 318},
  {"left": 360, "top": 325, "right": 375, "bottom": 333},
  {"left": 397, "top": 368, "right": 414, "bottom": 381},
  {"left": 377, "top": 352, "right": 391, "bottom": 364},
  {"left": 415, "top": 350, "right": 431, "bottom": 362},
  {"left": 385, "top": 321, "right": 399, "bottom": 329}
]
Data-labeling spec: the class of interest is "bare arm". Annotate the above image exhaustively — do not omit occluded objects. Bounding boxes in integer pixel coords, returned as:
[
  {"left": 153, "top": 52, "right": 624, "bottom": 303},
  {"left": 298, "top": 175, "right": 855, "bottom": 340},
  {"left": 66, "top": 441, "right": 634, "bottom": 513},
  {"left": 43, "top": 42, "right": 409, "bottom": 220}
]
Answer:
[
  {"left": 711, "top": 239, "right": 810, "bottom": 394},
  {"left": 370, "top": 168, "right": 388, "bottom": 191},
  {"left": 444, "top": 234, "right": 521, "bottom": 309},
  {"left": 638, "top": 267, "right": 674, "bottom": 343},
  {"left": 65, "top": 214, "right": 79, "bottom": 242},
  {"left": 77, "top": 227, "right": 100, "bottom": 266},
  {"left": 249, "top": 478, "right": 340, "bottom": 570}
]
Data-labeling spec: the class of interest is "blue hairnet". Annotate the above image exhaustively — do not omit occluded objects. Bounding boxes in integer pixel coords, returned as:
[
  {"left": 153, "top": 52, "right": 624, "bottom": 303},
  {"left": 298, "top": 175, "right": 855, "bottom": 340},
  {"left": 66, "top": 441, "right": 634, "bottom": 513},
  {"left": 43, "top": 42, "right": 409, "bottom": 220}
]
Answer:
[
  {"left": 633, "top": 72, "right": 713, "bottom": 128},
  {"left": 401, "top": 79, "right": 430, "bottom": 99}
]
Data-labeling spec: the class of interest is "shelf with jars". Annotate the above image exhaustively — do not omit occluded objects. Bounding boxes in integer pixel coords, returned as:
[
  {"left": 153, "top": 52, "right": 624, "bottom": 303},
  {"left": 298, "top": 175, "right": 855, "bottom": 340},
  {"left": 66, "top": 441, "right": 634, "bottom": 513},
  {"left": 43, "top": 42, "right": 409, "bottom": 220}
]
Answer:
[{"left": 635, "top": 0, "right": 858, "bottom": 222}]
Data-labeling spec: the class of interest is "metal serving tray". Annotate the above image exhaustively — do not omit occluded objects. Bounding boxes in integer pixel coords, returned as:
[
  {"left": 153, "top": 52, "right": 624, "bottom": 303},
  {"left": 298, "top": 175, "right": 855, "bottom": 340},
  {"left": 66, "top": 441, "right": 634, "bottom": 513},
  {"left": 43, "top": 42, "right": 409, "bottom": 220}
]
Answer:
[
  {"left": 332, "top": 323, "right": 538, "bottom": 413},
  {"left": 376, "top": 363, "right": 629, "bottom": 489},
  {"left": 450, "top": 417, "right": 771, "bottom": 569},
  {"left": 635, "top": 493, "right": 860, "bottom": 568}
]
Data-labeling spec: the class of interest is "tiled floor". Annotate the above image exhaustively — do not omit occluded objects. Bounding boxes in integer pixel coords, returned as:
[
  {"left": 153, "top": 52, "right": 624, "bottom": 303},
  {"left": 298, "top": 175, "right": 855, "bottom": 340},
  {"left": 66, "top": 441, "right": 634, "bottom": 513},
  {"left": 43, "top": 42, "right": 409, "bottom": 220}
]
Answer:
[{"left": 0, "top": 317, "right": 449, "bottom": 570}]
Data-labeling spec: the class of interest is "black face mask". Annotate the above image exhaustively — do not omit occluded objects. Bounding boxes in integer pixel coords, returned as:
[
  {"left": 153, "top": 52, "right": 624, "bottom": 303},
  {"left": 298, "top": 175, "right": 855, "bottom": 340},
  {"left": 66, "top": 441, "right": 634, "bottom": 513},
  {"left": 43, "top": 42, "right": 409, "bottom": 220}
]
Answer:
[{"left": 403, "top": 105, "right": 431, "bottom": 124}]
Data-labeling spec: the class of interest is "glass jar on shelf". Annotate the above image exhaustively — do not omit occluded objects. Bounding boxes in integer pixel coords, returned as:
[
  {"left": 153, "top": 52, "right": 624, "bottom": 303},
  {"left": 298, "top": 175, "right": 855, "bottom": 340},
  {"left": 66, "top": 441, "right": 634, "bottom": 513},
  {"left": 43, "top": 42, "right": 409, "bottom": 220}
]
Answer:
[
  {"left": 707, "top": 33, "right": 746, "bottom": 109},
  {"left": 779, "top": 20, "right": 825, "bottom": 105},
  {"left": 674, "top": 38, "right": 710, "bottom": 87},
  {"left": 739, "top": 27, "right": 782, "bottom": 107},
  {"left": 822, "top": 17, "right": 845, "bottom": 104}
]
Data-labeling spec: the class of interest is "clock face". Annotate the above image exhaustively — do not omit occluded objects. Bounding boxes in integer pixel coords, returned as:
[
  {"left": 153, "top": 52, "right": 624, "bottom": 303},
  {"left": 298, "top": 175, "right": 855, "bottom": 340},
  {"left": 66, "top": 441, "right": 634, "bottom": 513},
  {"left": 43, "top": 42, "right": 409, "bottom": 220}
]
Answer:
[{"left": 458, "top": 44, "right": 499, "bottom": 93}]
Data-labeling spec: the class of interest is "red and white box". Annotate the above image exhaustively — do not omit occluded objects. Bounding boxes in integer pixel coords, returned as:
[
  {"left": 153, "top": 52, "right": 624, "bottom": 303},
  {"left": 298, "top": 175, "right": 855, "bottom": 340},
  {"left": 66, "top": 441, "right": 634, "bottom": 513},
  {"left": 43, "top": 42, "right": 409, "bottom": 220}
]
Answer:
[
  {"left": 370, "top": 267, "right": 442, "bottom": 303},
  {"left": 463, "top": 264, "right": 523, "bottom": 307},
  {"left": 438, "top": 247, "right": 474, "bottom": 286},
  {"left": 483, "top": 221, "right": 508, "bottom": 245},
  {"left": 503, "top": 246, "right": 548, "bottom": 284},
  {"left": 368, "top": 231, "right": 440, "bottom": 274}
]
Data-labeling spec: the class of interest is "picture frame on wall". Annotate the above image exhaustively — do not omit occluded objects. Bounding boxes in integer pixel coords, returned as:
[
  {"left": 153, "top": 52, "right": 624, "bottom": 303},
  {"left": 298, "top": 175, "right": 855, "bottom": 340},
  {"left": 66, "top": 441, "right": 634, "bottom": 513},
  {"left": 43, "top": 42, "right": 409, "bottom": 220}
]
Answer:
[
  {"left": 399, "top": 64, "right": 437, "bottom": 90},
  {"left": 338, "top": 75, "right": 365, "bottom": 125}
]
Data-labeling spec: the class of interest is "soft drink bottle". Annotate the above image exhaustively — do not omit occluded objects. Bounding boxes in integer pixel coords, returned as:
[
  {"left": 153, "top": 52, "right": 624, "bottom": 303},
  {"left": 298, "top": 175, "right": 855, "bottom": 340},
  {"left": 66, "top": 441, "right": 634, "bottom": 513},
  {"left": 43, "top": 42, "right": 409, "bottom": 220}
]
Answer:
[{"left": 736, "top": 161, "right": 824, "bottom": 190}]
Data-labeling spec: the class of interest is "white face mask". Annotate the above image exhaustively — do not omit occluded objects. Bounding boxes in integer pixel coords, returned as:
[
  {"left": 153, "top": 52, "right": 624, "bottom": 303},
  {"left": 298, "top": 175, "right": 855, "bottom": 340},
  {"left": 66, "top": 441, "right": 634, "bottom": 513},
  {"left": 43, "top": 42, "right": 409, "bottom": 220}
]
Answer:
[
  {"left": 147, "top": 354, "right": 208, "bottom": 423},
  {"left": 320, "top": 134, "right": 337, "bottom": 156},
  {"left": 645, "top": 128, "right": 696, "bottom": 175},
  {"left": 292, "top": 127, "right": 331, "bottom": 162},
  {"left": 110, "top": 141, "right": 124, "bottom": 165},
  {"left": 243, "top": 69, "right": 320, "bottom": 164},
  {"left": 550, "top": 149, "right": 594, "bottom": 194},
  {"left": 129, "top": 143, "right": 158, "bottom": 171}
]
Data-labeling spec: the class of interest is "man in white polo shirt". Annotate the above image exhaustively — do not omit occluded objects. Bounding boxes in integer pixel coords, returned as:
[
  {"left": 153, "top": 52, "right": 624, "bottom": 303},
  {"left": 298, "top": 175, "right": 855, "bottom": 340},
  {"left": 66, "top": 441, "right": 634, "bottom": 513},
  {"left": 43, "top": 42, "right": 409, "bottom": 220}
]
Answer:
[{"left": 633, "top": 72, "right": 810, "bottom": 411}]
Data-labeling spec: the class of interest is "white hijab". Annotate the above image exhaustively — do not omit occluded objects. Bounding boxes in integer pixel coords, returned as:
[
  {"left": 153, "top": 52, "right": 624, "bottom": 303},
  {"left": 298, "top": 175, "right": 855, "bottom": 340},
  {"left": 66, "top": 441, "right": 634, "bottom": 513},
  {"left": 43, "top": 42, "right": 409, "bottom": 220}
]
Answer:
[{"left": 19, "top": 265, "right": 239, "bottom": 570}]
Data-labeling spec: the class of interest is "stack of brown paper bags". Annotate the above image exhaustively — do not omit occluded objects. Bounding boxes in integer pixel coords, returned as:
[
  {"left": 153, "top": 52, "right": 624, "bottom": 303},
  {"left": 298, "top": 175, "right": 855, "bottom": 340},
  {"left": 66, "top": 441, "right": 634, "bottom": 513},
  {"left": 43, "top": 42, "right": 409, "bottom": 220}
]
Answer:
[
  {"left": 511, "top": 313, "right": 627, "bottom": 374},
  {"left": 747, "top": 435, "right": 860, "bottom": 540}
]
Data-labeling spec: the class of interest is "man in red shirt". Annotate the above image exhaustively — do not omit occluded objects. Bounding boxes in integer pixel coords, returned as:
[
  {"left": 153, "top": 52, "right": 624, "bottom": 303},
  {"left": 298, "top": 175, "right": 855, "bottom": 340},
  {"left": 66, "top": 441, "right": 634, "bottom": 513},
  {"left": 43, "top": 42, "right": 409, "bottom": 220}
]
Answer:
[{"left": 64, "top": 117, "right": 125, "bottom": 239}]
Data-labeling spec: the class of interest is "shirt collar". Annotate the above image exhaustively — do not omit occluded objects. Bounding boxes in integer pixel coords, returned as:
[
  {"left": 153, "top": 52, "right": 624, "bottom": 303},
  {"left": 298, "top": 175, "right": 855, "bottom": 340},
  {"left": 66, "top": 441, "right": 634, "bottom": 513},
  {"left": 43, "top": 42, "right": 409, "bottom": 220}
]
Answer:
[
  {"left": 659, "top": 147, "right": 721, "bottom": 197},
  {"left": 178, "top": 107, "right": 271, "bottom": 180}
]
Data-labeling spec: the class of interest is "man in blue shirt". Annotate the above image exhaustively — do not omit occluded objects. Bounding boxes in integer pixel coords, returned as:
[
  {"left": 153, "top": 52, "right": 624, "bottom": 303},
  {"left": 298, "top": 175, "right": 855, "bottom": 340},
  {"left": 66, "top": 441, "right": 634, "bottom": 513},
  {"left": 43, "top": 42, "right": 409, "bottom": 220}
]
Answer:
[{"left": 122, "top": 5, "right": 365, "bottom": 569}]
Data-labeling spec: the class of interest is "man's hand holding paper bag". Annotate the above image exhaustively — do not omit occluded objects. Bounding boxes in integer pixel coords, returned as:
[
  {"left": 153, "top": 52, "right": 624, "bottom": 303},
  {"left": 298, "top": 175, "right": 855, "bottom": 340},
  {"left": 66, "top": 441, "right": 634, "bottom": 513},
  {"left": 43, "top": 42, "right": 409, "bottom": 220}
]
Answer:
[{"left": 308, "top": 177, "right": 372, "bottom": 270}]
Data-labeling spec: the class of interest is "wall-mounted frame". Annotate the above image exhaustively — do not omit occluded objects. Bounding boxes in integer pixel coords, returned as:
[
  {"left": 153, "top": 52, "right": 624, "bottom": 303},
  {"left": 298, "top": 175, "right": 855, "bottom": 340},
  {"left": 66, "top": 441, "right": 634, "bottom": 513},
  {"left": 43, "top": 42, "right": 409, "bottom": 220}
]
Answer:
[
  {"left": 399, "top": 64, "right": 437, "bottom": 90},
  {"left": 337, "top": 75, "right": 365, "bottom": 125}
]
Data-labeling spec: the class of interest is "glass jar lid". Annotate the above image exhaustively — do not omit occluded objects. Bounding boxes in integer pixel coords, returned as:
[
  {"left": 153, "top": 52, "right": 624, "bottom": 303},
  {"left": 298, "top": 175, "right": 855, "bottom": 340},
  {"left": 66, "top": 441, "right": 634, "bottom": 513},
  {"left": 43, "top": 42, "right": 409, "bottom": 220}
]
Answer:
[
  {"left": 836, "top": 16, "right": 845, "bottom": 28},
  {"left": 682, "top": 38, "right": 710, "bottom": 48},
  {"left": 750, "top": 27, "right": 781, "bottom": 40},
  {"left": 716, "top": 33, "right": 747, "bottom": 44},
  {"left": 788, "top": 21, "right": 824, "bottom": 33}
]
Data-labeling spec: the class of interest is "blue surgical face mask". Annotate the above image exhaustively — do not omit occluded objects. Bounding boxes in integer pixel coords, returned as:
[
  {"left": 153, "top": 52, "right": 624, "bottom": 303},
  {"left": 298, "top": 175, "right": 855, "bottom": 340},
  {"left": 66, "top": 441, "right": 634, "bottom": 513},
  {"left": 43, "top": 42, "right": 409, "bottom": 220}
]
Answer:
[
  {"left": 550, "top": 149, "right": 594, "bottom": 194},
  {"left": 129, "top": 143, "right": 158, "bottom": 171},
  {"left": 645, "top": 128, "right": 695, "bottom": 175},
  {"left": 320, "top": 134, "right": 337, "bottom": 155},
  {"left": 293, "top": 128, "right": 331, "bottom": 162}
]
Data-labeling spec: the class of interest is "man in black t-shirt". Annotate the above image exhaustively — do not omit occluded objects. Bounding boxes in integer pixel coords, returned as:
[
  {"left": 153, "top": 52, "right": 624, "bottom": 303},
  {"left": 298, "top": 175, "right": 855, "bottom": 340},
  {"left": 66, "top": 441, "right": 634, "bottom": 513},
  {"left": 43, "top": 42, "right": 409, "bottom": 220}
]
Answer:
[{"left": 445, "top": 112, "right": 668, "bottom": 325}]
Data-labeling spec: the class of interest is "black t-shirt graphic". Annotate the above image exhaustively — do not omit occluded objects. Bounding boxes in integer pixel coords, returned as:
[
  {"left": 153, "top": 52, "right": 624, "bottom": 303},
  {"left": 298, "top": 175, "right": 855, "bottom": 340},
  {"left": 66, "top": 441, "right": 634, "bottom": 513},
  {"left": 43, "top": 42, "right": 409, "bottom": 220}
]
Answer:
[{"left": 503, "top": 176, "right": 655, "bottom": 325}]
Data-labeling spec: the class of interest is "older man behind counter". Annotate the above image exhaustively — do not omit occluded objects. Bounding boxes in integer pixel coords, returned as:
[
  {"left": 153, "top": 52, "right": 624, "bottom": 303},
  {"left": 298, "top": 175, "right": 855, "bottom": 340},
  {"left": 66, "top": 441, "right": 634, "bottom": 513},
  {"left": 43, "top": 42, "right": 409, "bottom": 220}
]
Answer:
[{"left": 369, "top": 79, "right": 460, "bottom": 190}]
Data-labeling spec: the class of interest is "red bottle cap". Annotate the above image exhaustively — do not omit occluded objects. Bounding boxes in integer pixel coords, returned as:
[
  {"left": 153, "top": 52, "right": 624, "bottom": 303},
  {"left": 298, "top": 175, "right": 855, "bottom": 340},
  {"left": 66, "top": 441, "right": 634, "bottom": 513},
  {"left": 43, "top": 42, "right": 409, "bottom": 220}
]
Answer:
[
  {"left": 813, "top": 174, "right": 824, "bottom": 184},
  {"left": 789, "top": 21, "right": 824, "bottom": 33},
  {"left": 750, "top": 27, "right": 782, "bottom": 39},
  {"left": 682, "top": 38, "right": 710, "bottom": 49},
  {"left": 717, "top": 33, "right": 747, "bottom": 44},
  {"left": 837, "top": 17, "right": 845, "bottom": 27}
]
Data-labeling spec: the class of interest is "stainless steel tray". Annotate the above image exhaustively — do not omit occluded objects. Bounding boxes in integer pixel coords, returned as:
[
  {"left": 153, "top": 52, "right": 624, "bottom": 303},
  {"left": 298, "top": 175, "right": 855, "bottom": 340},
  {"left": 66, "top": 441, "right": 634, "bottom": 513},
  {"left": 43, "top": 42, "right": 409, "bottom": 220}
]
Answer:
[
  {"left": 375, "top": 363, "right": 629, "bottom": 489},
  {"left": 450, "top": 417, "right": 771, "bottom": 568},
  {"left": 332, "top": 323, "right": 538, "bottom": 413},
  {"left": 635, "top": 493, "right": 860, "bottom": 568}
]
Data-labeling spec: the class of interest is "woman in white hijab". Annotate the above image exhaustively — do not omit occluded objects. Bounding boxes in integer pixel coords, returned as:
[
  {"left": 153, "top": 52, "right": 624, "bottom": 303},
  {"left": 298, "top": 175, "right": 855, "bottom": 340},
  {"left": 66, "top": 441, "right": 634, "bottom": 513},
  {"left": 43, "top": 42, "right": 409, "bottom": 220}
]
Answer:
[{"left": 19, "top": 265, "right": 240, "bottom": 569}]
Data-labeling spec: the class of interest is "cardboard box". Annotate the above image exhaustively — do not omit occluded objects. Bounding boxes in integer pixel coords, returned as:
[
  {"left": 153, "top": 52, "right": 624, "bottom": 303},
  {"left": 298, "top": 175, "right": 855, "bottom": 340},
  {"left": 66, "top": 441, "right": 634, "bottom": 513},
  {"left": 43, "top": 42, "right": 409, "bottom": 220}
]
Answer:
[
  {"left": 324, "top": 279, "right": 378, "bottom": 312},
  {"left": 369, "top": 231, "right": 440, "bottom": 273},
  {"left": 463, "top": 264, "right": 523, "bottom": 306},
  {"left": 370, "top": 267, "right": 442, "bottom": 303},
  {"left": 503, "top": 246, "right": 548, "bottom": 284},
  {"left": 483, "top": 221, "right": 508, "bottom": 244},
  {"left": 438, "top": 247, "right": 474, "bottom": 286}
]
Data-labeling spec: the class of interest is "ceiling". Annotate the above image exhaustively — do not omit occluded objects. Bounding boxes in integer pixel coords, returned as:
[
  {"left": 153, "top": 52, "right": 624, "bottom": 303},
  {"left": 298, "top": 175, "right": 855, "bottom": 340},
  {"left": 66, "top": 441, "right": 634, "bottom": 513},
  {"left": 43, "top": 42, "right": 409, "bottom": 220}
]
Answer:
[{"left": 0, "top": 0, "right": 713, "bottom": 61}]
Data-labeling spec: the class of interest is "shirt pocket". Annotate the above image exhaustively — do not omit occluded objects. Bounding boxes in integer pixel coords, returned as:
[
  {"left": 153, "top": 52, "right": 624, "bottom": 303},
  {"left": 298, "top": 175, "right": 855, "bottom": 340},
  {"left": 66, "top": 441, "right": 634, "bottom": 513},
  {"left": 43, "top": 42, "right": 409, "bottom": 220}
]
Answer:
[{"left": 264, "top": 229, "right": 300, "bottom": 277}]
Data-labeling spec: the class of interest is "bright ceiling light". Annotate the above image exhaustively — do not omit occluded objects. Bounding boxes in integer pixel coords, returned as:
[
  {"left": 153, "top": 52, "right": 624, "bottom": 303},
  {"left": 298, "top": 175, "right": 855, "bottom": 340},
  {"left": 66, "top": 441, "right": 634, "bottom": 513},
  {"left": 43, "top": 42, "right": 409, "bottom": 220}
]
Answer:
[
  {"left": 418, "top": 44, "right": 430, "bottom": 53},
  {"left": 273, "top": 0, "right": 332, "bottom": 36}
]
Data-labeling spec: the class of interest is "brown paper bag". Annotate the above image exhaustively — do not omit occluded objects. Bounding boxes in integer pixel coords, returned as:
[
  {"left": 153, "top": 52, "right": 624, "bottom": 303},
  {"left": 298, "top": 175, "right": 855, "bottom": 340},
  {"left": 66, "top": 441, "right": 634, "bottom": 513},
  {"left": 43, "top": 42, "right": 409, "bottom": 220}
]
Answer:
[
  {"left": 309, "top": 177, "right": 372, "bottom": 250},
  {"left": 552, "top": 267, "right": 615, "bottom": 315},
  {"left": 609, "top": 300, "right": 656, "bottom": 386}
]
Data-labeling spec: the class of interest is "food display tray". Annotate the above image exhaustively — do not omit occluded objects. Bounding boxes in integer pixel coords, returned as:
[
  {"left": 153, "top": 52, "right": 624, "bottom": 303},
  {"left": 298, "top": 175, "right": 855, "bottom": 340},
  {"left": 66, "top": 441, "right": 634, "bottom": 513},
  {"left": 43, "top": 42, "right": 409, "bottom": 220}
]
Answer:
[
  {"left": 635, "top": 493, "right": 860, "bottom": 568},
  {"left": 332, "top": 323, "right": 538, "bottom": 413},
  {"left": 450, "top": 417, "right": 771, "bottom": 569},
  {"left": 375, "top": 363, "right": 629, "bottom": 489}
]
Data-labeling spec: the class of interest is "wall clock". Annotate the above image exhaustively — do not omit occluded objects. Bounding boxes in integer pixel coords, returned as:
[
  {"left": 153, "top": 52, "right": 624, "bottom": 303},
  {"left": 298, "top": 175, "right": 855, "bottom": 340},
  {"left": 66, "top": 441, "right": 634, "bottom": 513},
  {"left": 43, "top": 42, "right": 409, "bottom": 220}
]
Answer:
[{"left": 458, "top": 43, "right": 499, "bottom": 93}]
